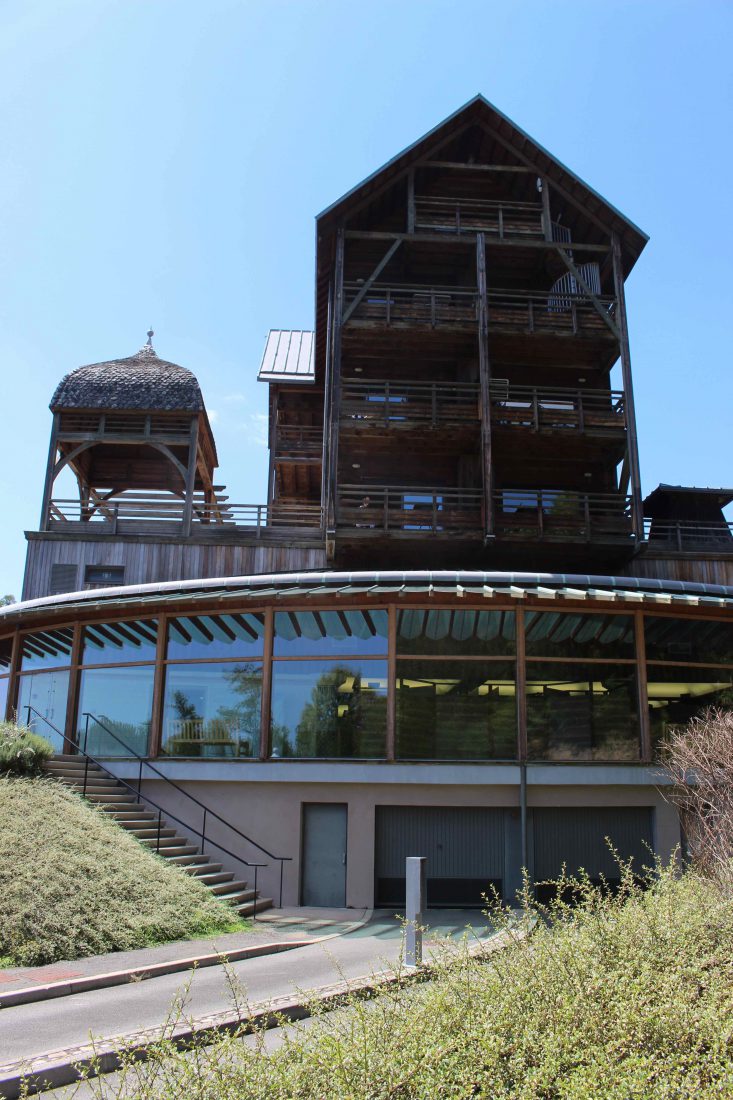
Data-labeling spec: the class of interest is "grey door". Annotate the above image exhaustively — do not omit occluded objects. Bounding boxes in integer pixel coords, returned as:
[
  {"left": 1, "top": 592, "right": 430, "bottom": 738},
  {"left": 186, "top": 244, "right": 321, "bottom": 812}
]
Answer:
[
  {"left": 532, "top": 807, "right": 654, "bottom": 897},
  {"left": 375, "top": 806, "right": 505, "bottom": 908},
  {"left": 301, "top": 803, "right": 348, "bottom": 906}
]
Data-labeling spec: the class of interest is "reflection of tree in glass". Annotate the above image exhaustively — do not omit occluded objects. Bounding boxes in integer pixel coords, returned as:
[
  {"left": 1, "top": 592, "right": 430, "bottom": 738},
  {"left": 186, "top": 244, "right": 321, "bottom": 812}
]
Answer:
[
  {"left": 215, "top": 663, "right": 263, "bottom": 755},
  {"left": 294, "top": 665, "right": 383, "bottom": 757},
  {"left": 172, "top": 690, "right": 200, "bottom": 722}
]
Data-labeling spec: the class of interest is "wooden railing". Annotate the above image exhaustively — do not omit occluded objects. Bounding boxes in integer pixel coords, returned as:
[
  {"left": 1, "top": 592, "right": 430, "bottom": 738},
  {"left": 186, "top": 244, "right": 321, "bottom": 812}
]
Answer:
[
  {"left": 342, "top": 282, "right": 617, "bottom": 338},
  {"left": 494, "top": 491, "right": 633, "bottom": 542},
  {"left": 337, "top": 485, "right": 483, "bottom": 535},
  {"left": 491, "top": 385, "right": 626, "bottom": 435},
  {"left": 643, "top": 518, "right": 733, "bottom": 551},
  {"left": 274, "top": 425, "right": 322, "bottom": 458},
  {"left": 58, "top": 412, "right": 193, "bottom": 438},
  {"left": 487, "top": 288, "right": 617, "bottom": 338},
  {"left": 47, "top": 495, "right": 323, "bottom": 535},
  {"left": 343, "top": 282, "right": 478, "bottom": 328},
  {"left": 414, "top": 196, "right": 544, "bottom": 239},
  {"left": 341, "top": 379, "right": 480, "bottom": 428}
]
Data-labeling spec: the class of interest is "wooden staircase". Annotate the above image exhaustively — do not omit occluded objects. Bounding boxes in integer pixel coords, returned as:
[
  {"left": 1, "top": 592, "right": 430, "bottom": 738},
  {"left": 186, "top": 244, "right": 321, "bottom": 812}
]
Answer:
[{"left": 44, "top": 755, "right": 272, "bottom": 918}]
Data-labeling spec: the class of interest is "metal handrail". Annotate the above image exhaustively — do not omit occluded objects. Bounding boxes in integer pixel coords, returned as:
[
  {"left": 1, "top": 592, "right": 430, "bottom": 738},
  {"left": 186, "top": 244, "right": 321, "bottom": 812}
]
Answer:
[{"left": 23, "top": 705, "right": 289, "bottom": 909}]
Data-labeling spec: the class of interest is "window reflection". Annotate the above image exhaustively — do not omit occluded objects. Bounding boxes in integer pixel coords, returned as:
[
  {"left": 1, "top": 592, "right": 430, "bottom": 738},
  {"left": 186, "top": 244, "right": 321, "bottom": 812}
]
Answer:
[
  {"left": 397, "top": 610, "right": 515, "bottom": 657},
  {"left": 526, "top": 663, "right": 639, "bottom": 761},
  {"left": 396, "top": 660, "right": 516, "bottom": 759},
  {"left": 162, "top": 662, "right": 261, "bottom": 758},
  {"left": 167, "top": 614, "right": 265, "bottom": 661},
  {"left": 0, "top": 678, "right": 8, "bottom": 724},
  {"left": 21, "top": 628, "right": 74, "bottom": 671},
  {"left": 270, "top": 660, "right": 387, "bottom": 757},
  {"left": 77, "top": 666, "right": 154, "bottom": 757},
  {"left": 17, "top": 670, "right": 70, "bottom": 751},
  {"left": 647, "top": 664, "right": 733, "bottom": 748},
  {"left": 273, "top": 610, "right": 388, "bottom": 657},
  {"left": 82, "top": 620, "right": 158, "bottom": 665},
  {"left": 525, "top": 612, "right": 634, "bottom": 660},
  {"left": 644, "top": 617, "right": 733, "bottom": 665}
]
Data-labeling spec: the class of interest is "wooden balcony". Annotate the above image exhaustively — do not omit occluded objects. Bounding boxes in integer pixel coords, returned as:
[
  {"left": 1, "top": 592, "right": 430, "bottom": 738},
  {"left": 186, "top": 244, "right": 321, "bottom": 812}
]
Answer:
[
  {"left": 487, "top": 288, "right": 617, "bottom": 339},
  {"left": 414, "top": 196, "right": 545, "bottom": 239},
  {"left": 343, "top": 283, "right": 478, "bottom": 330},
  {"left": 47, "top": 495, "right": 323, "bottom": 539},
  {"left": 644, "top": 518, "right": 733, "bottom": 552},
  {"left": 340, "top": 380, "right": 479, "bottom": 430},
  {"left": 274, "top": 425, "right": 322, "bottom": 462},
  {"left": 337, "top": 485, "right": 482, "bottom": 536},
  {"left": 491, "top": 385, "right": 626, "bottom": 436},
  {"left": 494, "top": 491, "right": 633, "bottom": 543}
]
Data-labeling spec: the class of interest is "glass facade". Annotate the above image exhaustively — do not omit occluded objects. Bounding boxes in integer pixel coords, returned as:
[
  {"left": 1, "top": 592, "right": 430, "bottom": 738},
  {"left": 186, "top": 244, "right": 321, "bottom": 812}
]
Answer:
[
  {"left": 76, "top": 666, "right": 155, "bottom": 757},
  {"left": 270, "top": 659, "right": 388, "bottom": 757},
  {"left": 162, "top": 662, "right": 261, "bottom": 757},
  {"left": 2, "top": 606, "right": 730, "bottom": 763}
]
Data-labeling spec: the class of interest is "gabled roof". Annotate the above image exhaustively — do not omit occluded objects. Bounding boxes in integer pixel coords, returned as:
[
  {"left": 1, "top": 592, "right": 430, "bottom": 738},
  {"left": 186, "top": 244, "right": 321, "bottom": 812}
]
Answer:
[
  {"left": 257, "top": 330, "right": 315, "bottom": 385},
  {"left": 51, "top": 343, "right": 205, "bottom": 412},
  {"left": 317, "top": 94, "right": 648, "bottom": 267},
  {"left": 644, "top": 484, "right": 733, "bottom": 508}
]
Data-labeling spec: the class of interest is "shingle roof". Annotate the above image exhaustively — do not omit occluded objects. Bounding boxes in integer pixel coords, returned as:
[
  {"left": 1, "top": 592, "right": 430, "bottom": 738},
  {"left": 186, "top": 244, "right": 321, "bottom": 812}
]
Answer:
[
  {"left": 50, "top": 343, "right": 205, "bottom": 412},
  {"left": 257, "top": 330, "right": 314, "bottom": 384}
]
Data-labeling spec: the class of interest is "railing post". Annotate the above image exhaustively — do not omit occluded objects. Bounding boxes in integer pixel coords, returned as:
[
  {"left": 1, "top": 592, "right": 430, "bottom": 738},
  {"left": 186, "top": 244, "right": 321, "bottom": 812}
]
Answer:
[
  {"left": 253, "top": 867, "right": 258, "bottom": 922},
  {"left": 84, "top": 712, "right": 90, "bottom": 756},
  {"left": 405, "top": 856, "right": 426, "bottom": 967},
  {"left": 537, "top": 492, "right": 544, "bottom": 539},
  {"left": 528, "top": 297, "right": 534, "bottom": 333},
  {"left": 384, "top": 381, "right": 390, "bottom": 428},
  {"left": 532, "top": 389, "right": 539, "bottom": 432},
  {"left": 432, "top": 493, "right": 438, "bottom": 533},
  {"left": 676, "top": 521, "right": 683, "bottom": 552},
  {"left": 279, "top": 859, "right": 285, "bottom": 908},
  {"left": 577, "top": 390, "right": 585, "bottom": 432},
  {"left": 430, "top": 288, "right": 436, "bottom": 328},
  {"left": 571, "top": 300, "right": 578, "bottom": 335},
  {"left": 156, "top": 809, "right": 162, "bottom": 853},
  {"left": 112, "top": 503, "right": 119, "bottom": 535},
  {"left": 431, "top": 383, "right": 437, "bottom": 428},
  {"left": 498, "top": 204, "right": 504, "bottom": 240},
  {"left": 202, "top": 808, "right": 207, "bottom": 856},
  {"left": 138, "top": 756, "right": 143, "bottom": 798},
  {"left": 383, "top": 488, "right": 389, "bottom": 532},
  {"left": 584, "top": 495, "right": 592, "bottom": 540},
  {"left": 386, "top": 287, "right": 391, "bottom": 326}
]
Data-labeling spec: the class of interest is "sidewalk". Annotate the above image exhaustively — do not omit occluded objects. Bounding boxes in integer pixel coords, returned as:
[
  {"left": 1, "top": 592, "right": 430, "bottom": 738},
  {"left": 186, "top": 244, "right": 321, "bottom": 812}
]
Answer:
[{"left": 0, "top": 907, "right": 369, "bottom": 1006}]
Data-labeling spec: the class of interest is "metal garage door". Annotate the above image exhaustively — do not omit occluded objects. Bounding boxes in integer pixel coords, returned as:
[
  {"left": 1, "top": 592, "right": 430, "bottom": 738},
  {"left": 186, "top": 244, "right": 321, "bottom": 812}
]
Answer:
[
  {"left": 375, "top": 806, "right": 505, "bottom": 908},
  {"left": 533, "top": 807, "right": 654, "bottom": 893}
]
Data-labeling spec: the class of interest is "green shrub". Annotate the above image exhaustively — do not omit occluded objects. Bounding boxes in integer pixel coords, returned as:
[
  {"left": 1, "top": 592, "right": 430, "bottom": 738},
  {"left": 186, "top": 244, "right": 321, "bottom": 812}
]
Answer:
[
  {"left": 0, "top": 722, "right": 53, "bottom": 775},
  {"left": 79, "top": 866, "right": 733, "bottom": 1099},
  {"left": 0, "top": 777, "right": 248, "bottom": 965}
]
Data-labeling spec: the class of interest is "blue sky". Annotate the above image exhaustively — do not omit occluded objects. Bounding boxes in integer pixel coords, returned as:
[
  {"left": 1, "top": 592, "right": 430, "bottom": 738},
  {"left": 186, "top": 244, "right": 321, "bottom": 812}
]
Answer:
[{"left": 0, "top": 0, "right": 730, "bottom": 596}]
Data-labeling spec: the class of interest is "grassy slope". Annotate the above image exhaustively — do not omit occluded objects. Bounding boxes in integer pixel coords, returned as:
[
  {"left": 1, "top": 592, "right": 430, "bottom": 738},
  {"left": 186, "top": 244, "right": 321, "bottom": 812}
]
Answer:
[
  {"left": 98, "top": 868, "right": 733, "bottom": 1100},
  {"left": 0, "top": 777, "right": 246, "bottom": 966}
]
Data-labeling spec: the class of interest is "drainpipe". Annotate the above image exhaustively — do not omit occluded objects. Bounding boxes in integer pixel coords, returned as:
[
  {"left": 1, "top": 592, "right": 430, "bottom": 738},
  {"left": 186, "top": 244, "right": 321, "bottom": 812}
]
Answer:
[{"left": 520, "top": 762, "right": 528, "bottom": 877}]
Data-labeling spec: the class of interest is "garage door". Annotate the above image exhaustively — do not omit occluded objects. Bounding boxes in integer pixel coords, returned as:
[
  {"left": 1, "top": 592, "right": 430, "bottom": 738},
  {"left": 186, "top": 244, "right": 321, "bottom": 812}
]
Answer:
[
  {"left": 533, "top": 807, "right": 654, "bottom": 894},
  {"left": 375, "top": 806, "right": 505, "bottom": 908}
]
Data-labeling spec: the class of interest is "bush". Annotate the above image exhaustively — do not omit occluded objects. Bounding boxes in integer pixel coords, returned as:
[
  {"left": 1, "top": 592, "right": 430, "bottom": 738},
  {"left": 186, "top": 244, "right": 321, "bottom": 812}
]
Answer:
[
  {"left": 76, "top": 865, "right": 733, "bottom": 1099},
  {"left": 660, "top": 707, "right": 733, "bottom": 886},
  {"left": 0, "top": 721, "right": 53, "bottom": 775},
  {"left": 0, "top": 777, "right": 247, "bottom": 965}
]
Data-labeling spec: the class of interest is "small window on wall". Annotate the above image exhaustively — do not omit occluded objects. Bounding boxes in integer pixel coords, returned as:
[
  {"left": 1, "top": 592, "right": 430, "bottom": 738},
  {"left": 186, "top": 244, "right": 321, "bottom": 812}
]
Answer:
[
  {"left": 49, "top": 564, "right": 78, "bottom": 596},
  {"left": 84, "top": 566, "right": 124, "bottom": 590}
]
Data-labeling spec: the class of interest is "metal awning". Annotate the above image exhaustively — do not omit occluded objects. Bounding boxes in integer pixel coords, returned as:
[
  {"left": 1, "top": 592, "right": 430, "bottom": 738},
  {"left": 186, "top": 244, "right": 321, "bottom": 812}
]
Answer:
[{"left": 257, "top": 330, "right": 315, "bottom": 385}]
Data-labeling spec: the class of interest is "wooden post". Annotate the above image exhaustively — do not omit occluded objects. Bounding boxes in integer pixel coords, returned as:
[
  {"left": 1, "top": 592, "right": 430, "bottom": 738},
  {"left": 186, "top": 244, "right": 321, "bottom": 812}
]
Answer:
[
  {"left": 634, "top": 611, "right": 652, "bottom": 763},
  {"left": 6, "top": 629, "right": 21, "bottom": 724},
  {"left": 181, "top": 416, "right": 200, "bottom": 537},
  {"left": 327, "top": 228, "right": 346, "bottom": 533},
  {"left": 321, "top": 279, "right": 334, "bottom": 535},
  {"left": 386, "top": 603, "right": 396, "bottom": 761},
  {"left": 148, "top": 613, "right": 168, "bottom": 759},
  {"left": 476, "top": 233, "right": 494, "bottom": 538},
  {"left": 267, "top": 391, "right": 278, "bottom": 506},
  {"left": 540, "top": 177, "right": 552, "bottom": 241},
  {"left": 39, "top": 413, "right": 60, "bottom": 531},
  {"left": 64, "top": 622, "right": 84, "bottom": 753},
  {"left": 516, "top": 607, "right": 527, "bottom": 761},
  {"left": 611, "top": 233, "right": 644, "bottom": 541},
  {"left": 407, "top": 169, "right": 416, "bottom": 233},
  {"left": 259, "top": 607, "right": 274, "bottom": 760}
]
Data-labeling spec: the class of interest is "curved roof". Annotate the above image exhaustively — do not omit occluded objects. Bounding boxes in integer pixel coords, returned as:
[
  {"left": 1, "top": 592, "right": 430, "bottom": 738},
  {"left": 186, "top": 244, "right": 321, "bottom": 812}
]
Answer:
[
  {"left": 1, "top": 569, "right": 731, "bottom": 629},
  {"left": 50, "top": 342, "right": 205, "bottom": 412}
]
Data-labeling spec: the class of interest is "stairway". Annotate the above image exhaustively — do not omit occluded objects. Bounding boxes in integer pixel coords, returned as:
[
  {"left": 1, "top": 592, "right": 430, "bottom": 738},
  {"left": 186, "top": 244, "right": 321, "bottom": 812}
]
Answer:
[{"left": 44, "top": 755, "right": 272, "bottom": 918}]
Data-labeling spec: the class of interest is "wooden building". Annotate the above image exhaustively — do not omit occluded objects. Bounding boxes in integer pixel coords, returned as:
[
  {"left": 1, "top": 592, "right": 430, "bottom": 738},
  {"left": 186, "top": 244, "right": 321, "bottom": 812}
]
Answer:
[{"left": 7, "top": 96, "right": 731, "bottom": 911}]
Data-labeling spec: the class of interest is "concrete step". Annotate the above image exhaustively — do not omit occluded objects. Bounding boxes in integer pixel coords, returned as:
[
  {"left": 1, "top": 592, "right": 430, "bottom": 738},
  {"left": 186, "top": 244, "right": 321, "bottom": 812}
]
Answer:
[
  {"left": 195, "top": 871, "right": 234, "bottom": 887},
  {"left": 139, "top": 835, "right": 189, "bottom": 850},
  {"left": 182, "top": 862, "right": 223, "bottom": 876},
  {"left": 211, "top": 882, "right": 252, "bottom": 902},
  {"left": 167, "top": 852, "right": 207, "bottom": 866},
  {"left": 126, "top": 827, "right": 177, "bottom": 840},
  {"left": 62, "top": 783, "right": 125, "bottom": 795},
  {"left": 46, "top": 765, "right": 106, "bottom": 777},
  {"left": 85, "top": 793, "right": 139, "bottom": 805},
  {"left": 154, "top": 845, "right": 199, "bottom": 858},
  {"left": 108, "top": 814, "right": 157, "bottom": 825},
  {"left": 99, "top": 803, "right": 148, "bottom": 815},
  {"left": 235, "top": 897, "right": 272, "bottom": 917}
]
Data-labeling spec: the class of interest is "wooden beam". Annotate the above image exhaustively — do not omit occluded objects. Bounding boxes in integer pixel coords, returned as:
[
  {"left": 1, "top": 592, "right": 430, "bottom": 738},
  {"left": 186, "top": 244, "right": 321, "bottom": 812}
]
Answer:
[
  {"left": 343, "top": 228, "right": 609, "bottom": 253},
  {"left": 39, "top": 414, "right": 60, "bottom": 532},
  {"left": 64, "top": 622, "right": 84, "bottom": 753},
  {"left": 476, "top": 232, "right": 494, "bottom": 539},
  {"left": 612, "top": 232, "right": 644, "bottom": 541},
  {"left": 634, "top": 611, "right": 652, "bottom": 763},
  {"left": 516, "top": 608, "right": 527, "bottom": 761},
  {"left": 540, "top": 177, "right": 552, "bottom": 241},
  {"left": 341, "top": 238, "right": 402, "bottom": 324},
  {"left": 554, "top": 245, "right": 621, "bottom": 339},
  {"left": 259, "top": 607, "right": 274, "bottom": 760},
  {"left": 407, "top": 169, "right": 415, "bottom": 233},
  {"left": 6, "top": 630, "right": 20, "bottom": 723},
  {"left": 148, "top": 613, "right": 168, "bottom": 759},
  {"left": 422, "top": 161, "right": 532, "bottom": 173},
  {"left": 386, "top": 603, "right": 396, "bottom": 760},
  {"left": 181, "top": 417, "right": 200, "bottom": 537},
  {"left": 327, "top": 228, "right": 346, "bottom": 534}
]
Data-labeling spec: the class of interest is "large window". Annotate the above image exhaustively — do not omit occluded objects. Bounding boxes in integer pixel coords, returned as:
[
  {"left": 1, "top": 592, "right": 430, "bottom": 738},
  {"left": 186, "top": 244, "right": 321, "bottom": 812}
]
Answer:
[
  {"left": 396, "top": 610, "right": 516, "bottom": 759},
  {"left": 76, "top": 619, "right": 158, "bottom": 756},
  {"left": 270, "top": 610, "right": 388, "bottom": 757},
  {"left": 645, "top": 615, "right": 733, "bottom": 750},
  {"left": 0, "top": 637, "right": 11, "bottom": 725},
  {"left": 17, "top": 628, "right": 72, "bottom": 749},
  {"left": 525, "top": 612, "right": 639, "bottom": 761},
  {"left": 161, "top": 613, "right": 264, "bottom": 758}
]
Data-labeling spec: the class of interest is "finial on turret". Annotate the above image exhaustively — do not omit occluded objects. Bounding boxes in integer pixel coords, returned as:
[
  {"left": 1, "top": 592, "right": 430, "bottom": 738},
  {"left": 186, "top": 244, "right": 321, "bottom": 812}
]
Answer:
[{"left": 146, "top": 327, "right": 154, "bottom": 346}]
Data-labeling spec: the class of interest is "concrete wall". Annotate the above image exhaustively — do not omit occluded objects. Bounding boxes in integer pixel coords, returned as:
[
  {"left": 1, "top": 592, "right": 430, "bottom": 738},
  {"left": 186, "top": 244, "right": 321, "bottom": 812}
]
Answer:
[{"left": 105, "top": 761, "right": 679, "bottom": 909}]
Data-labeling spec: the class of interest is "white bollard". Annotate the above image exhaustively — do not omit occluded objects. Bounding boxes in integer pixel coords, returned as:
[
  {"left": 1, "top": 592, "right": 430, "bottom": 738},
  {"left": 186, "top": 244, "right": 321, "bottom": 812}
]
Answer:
[{"left": 405, "top": 856, "right": 426, "bottom": 966}]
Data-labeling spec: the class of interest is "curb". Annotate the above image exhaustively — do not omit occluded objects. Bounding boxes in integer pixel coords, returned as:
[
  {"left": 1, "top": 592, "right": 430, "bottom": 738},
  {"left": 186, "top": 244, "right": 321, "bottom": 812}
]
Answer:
[
  {"left": 0, "top": 930, "right": 517, "bottom": 1099},
  {"left": 0, "top": 939, "right": 313, "bottom": 1011}
]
